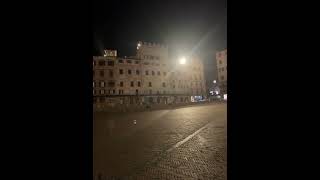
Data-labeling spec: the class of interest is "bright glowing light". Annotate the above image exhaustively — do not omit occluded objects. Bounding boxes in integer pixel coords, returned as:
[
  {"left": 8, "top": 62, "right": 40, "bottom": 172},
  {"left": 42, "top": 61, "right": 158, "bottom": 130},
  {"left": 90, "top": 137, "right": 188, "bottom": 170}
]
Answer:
[
  {"left": 224, "top": 94, "right": 227, "bottom": 100},
  {"left": 179, "top": 57, "right": 186, "bottom": 64},
  {"left": 215, "top": 91, "right": 219, "bottom": 95},
  {"left": 213, "top": 80, "right": 216, "bottom": 84}
]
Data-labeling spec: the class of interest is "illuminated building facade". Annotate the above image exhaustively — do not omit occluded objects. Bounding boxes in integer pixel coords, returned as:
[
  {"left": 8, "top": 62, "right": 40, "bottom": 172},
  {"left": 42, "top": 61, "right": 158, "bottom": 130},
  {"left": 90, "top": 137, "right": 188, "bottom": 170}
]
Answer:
[
  {"left": 216, "top": 49, "right": 227, "bottom": 95},
  {"left": 93, "top": 41, "right": 206, "bottom": 111}
]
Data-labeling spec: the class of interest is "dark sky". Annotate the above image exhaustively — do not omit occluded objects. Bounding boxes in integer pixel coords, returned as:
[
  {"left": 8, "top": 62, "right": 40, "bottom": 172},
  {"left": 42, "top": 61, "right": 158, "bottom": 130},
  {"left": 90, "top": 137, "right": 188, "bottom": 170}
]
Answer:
[{"left": 93, "top": 0, "right": 226, "bottom": 85}]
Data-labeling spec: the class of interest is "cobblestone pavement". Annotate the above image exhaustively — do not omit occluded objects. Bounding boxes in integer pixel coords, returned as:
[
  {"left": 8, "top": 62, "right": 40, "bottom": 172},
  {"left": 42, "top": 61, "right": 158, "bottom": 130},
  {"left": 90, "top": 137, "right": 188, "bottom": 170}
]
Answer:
[{"left": 94, "top": 103, "right": 227, "bottom": 180}]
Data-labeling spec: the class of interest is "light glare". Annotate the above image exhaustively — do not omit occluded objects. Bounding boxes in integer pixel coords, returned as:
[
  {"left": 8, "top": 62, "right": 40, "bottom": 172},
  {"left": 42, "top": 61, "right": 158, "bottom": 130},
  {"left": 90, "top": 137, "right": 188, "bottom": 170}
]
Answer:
[{"left": 179, "top": 57, "right": 186, "bottom": 64}]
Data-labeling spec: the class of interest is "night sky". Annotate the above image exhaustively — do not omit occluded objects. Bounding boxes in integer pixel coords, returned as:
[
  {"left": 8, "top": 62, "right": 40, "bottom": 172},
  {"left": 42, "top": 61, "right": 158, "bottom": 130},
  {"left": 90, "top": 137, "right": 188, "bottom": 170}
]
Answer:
[{"left": 93, "top": 0, "right": 227, "bottom": 86}]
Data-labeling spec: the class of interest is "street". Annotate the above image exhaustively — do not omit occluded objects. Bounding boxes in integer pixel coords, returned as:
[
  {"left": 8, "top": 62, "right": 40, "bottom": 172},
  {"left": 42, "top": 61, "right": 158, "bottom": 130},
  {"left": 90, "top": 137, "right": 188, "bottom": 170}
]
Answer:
[{"left": 94, "top": 103, "right": 227, "bottom": 180}]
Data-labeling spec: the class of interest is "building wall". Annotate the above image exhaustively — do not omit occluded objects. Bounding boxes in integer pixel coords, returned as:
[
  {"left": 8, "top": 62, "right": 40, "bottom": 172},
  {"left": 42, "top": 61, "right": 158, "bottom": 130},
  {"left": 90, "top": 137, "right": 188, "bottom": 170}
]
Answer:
[
  {"left": 93, "top": 42, "right": 206, "bottom": 109},
  {"left": 216, "top": 49, "right": 227, "bottom": 94}
]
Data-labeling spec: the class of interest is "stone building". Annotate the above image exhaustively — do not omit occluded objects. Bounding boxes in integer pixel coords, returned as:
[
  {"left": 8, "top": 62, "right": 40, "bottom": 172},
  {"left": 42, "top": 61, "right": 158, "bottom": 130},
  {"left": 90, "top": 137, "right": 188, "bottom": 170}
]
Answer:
[
  {"left": 216, "top": 49, "right": 227, "bottom": 95},
  {"left": 93, "top": 41, "right": 206, "bottom": 111}
]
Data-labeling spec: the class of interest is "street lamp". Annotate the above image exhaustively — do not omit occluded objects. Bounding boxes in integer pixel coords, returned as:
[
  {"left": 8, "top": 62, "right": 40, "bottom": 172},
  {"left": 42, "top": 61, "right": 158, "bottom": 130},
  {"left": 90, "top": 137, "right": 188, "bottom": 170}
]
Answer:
[
  {"left": 213, "top": 80, "right": 216, "bottom": 84},
  {"left": 179, "top": 57, "right": 186, "bottom": 64}
]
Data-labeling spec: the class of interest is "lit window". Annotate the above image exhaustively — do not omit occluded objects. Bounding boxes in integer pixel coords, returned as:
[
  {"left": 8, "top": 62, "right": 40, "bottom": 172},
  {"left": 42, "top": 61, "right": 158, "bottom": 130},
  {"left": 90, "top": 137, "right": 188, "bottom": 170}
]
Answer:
[
  {"left": 100, "top": 81, "right": 105, "bottom": 87},
  {"left": 100, "top": 89, "right": 105, "bottom": 95}
]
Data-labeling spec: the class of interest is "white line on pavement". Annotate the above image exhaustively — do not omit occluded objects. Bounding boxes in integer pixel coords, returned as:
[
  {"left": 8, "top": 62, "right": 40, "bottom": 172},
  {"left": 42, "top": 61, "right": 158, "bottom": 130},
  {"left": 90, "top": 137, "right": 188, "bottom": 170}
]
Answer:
[{"left": 166, "top": 122, "right": 212, "bottom": 152}]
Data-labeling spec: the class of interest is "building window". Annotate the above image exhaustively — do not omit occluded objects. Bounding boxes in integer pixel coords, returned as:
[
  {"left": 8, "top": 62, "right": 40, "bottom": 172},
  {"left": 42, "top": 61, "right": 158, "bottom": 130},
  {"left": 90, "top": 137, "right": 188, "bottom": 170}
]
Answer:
[
  {"left": 108, "top": 61, "right": 114, "bottom": 66},
  {"left": 100, "top": 81, "right": 105, "bottom": 87},
  {"left": 149, "top": 90, "right": 152, "bottom": 94},
  {"left": 138, "top": 81, "right": 141, "bottom": 87},
  {"left": 108, "top": 81, "right": 115, "bottom": 87},
  {"left": 119, "top": 69, "right": 123, "bottom": 74},
  {"left": 221, "top": 67, "right": 224, "bottom": 71},
  {"left": 221, "top": 76, "right": 224, "bottom": 80},
  {"left": 219, "top": 60, "right": 222, "bottom": 64},
  {"left": 127, "top": 60, "right": 132, "bottom": 63},
  {"left": 93, "top": 61, "right": 96, "bottom": 66},
  {"left": 145, "top": 71, "right": 149, "bottom": 75},
  {"left": 163, "top": 90, "right": 166, "bottom": 94},
  {"left": 128, "top": 69, "right": 132, "bottom": 75},
  {"left": 93, "top": 81, "right": 95, "bottom": 87},
  {"left": 152, "top": 71, "right": 155, "bottom": 75},
  {"left": 157, "top": 71, "right": 160, "bottom": 75},
  {"left": 113, "top": 89, "right": 116, "bottom": 94},
  {"left": 173, "top": 85, "right": 175, "bottom": 88},
  {"left": 119, "top": 89, "right": 121, "bottom": 94},
  {"left": 149, "top": 82, "right": 152, "bottom": 87},
  {"left": 162, "top": 82, "right": 166, "bottom": 87},
  {"left": 136, "top": 89, "right": 139, "bottom": 95},
  {"left": 131, "top": 81, "right": 134, "bottom": 87},
  {"left": 136, "top": 70, "right": 140, "bottom": 75},
  {"left": 163, "top": 72, "right": 166, "bottom": 76},
  {"left": 144, "top": 62, "right": 149, "bottom": 65},
  {"left": 135, "top": 61, "right": 139, "bottom": 64},
  {"left": 93, "top": 90, "right": 96, "bottom": 95},
  {"left": 98, "top": 60, "right": 105, "bottom": 66},
  {"left": 109, "top": 70, "right": 113, "bottom": 77},
  {"left": 100, "top": 89, "right": 105, "bottom": 95},
  {"left": 100, "top": 70, "right": 104, "bottom": 77},
  {"left": 120, "top": 81, "right": 123, "bottom": 87},
  {"left": 99, "top": 97, "right": 105, "bottom": 102},
  {"left": 118, "top": 59, "right": 123, "bottom": 63}
]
